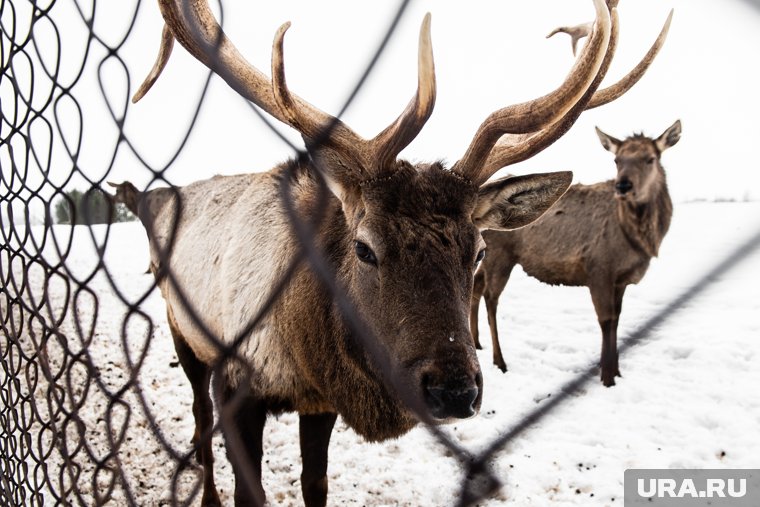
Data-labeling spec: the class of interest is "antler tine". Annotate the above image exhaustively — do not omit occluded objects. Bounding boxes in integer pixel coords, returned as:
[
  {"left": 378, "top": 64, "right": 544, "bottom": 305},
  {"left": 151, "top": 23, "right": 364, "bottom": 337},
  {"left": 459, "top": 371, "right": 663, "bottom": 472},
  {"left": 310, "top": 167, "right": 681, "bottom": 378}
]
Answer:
[
  {"left": 133, "top": 24, "right": 175, "bottom": 103},
  {"left": 480, "top": 8, "right": 672, "bottom": 176},
  {"left": 452, "top": 0, "right": 611, "bottom": 185},
  {"left": 547, "top": 22, "right": 593, "bottom": 57},
  {"left": 369, "top": 13, "right": 436, "bottom": 171},
  {"left": 271, "top": 22, "right": 362, "bottom": 158},
  {"left": 149, "top": 0, "right": 363, "bottom": 156},
  {"left": 273, "top": 14, "right": 436, "bottom": 176},
  {"left": 587, "top": 9, "right": 673, "bottom": 109}
]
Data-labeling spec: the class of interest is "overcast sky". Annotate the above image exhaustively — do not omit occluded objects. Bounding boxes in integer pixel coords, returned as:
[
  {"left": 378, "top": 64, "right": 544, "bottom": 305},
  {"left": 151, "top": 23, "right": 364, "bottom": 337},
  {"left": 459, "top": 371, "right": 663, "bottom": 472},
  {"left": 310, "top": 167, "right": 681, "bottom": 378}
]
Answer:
[{"left": 9, "top": 0, "right": 760, "bottom": 207}]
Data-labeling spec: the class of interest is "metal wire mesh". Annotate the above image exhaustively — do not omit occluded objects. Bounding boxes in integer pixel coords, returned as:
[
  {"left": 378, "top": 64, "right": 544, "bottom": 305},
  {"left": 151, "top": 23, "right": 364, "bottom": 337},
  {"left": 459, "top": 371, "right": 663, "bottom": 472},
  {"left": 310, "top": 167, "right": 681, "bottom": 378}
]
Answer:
[{"left": 1, "top": 1, "right": 758, "bottom": 506}]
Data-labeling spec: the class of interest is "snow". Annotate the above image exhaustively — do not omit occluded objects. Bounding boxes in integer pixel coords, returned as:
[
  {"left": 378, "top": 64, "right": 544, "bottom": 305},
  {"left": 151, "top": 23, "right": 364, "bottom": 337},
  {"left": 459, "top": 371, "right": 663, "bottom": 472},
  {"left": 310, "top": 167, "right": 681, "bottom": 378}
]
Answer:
[{"left": 9, "top": 200, "right": 760, "bottom": 506}]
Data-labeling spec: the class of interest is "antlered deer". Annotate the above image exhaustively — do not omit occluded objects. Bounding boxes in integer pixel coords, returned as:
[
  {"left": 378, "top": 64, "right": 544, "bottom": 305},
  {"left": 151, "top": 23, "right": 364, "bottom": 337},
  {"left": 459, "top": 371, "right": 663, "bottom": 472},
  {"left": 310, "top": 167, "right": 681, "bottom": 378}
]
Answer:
[
  {"left": 471, "top": 120, "right": 682, "bottom": 386},
  {"left": 119, "top": 1, "right": 671, "bottom": 505}
]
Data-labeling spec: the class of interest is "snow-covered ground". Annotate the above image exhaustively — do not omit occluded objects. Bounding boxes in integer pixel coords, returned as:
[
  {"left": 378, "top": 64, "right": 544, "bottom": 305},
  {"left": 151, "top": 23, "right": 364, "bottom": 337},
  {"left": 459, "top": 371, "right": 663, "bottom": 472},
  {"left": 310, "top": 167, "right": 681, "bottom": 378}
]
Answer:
[{"left": 8, "top": 200, "right": 760, "bottom": 506}]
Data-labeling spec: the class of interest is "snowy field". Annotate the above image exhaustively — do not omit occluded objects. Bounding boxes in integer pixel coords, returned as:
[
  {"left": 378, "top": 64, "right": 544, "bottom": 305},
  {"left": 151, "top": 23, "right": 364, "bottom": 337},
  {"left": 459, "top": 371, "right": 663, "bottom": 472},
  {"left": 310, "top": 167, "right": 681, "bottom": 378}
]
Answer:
[{"left": 9, "top": 199, "right": 760, "bottom": 506}]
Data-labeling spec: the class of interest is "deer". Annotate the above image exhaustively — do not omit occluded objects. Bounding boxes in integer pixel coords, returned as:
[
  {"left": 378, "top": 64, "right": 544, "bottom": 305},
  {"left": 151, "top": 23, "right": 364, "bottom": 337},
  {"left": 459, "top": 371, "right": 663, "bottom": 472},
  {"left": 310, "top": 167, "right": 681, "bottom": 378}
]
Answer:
[
  {"left": 470, "top": 119, "right": 682, "bottom": 387},
  {"left": 116, "top": 0, "right": 671, "bottom": 505}
]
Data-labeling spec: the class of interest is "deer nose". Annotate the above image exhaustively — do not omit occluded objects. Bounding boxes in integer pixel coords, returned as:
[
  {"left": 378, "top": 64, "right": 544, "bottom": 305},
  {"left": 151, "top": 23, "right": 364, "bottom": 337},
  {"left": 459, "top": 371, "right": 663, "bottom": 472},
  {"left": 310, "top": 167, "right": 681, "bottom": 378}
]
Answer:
[
  {"left": 615, "top": 178, "right": 633, "bottom": 194},
  {"left": 423, "top": 377, "right": 480, "bottom": 420}
]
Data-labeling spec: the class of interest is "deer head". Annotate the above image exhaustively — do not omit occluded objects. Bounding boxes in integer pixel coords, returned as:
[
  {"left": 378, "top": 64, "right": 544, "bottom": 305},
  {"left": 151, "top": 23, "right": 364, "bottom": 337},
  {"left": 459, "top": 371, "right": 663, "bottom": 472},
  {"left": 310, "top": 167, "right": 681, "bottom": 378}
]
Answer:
[{"left": 597, "top": 119, "right": 681, "bottom": 202}]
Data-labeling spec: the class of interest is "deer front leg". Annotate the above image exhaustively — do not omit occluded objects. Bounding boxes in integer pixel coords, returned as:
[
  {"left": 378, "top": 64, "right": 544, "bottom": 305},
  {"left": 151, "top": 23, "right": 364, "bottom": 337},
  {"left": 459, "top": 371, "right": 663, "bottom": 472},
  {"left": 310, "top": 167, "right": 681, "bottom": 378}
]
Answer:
[
  {"left": 598, "top": 319, "right": 619, "bottom": 387},
  {"left": 612, "top": 284, "right": 626, "bottom": 378},
  {"left": 483, "top": 263, "right": 515, "bottom": 373},
  {"left": 485, "top": 292, "right": 508, "bottom": 372},
  {"left": 589, "top": 281, "right": 624, "bottom": 386},
  {"left": 219, "top": 381, "right": 268, "bottom": 507},
  {"left": 299, "top": 412, "right": 338, "bottom": 507},
  {"left": 169, "top": 320, "right": 221, "bottom": 506}
]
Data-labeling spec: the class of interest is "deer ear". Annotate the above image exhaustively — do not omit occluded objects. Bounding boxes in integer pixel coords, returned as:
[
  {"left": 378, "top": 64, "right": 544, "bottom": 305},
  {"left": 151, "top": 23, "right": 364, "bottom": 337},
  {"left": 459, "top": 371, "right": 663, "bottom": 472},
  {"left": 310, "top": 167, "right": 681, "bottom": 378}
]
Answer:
[
  {"left": 307, "top": 145, "right": 363, "bottom": 207},
  {"left": 473, "top": 172, "right": 572, "bottom": 231},
  {"left": 595, "top": 126, "right": 622, "bottom": 155},
  {"left": 655, "top": 119, "right": 682, "bottom": 153}
]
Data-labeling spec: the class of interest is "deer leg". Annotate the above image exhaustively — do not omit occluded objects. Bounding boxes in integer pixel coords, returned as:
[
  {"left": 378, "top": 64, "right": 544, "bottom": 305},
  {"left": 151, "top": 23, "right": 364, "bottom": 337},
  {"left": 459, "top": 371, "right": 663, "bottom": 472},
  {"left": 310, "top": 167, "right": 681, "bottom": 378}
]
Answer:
[
  {"left": 483, "top": 263, "right": 515, "bottom": 373},
  {"left": 470, "top": 268, "right": 486, "bottom": 349},
  {"left": 169, "top": 323, "right": 220, "bottom": 506},
  {"left": 612, "top": 285, "right": 626, "bottom": 378},
  {"left": 598, "top": 319, "right": 618, "bottom": 387},
  {"left": 219, "top": 380, "right": 268, "bottom": 507},
  {"left": 299, "top": 412, "right": 338, "bottom": 507},
  {"left": 589, "top": 281, "right": 620, "bottom": 387}
]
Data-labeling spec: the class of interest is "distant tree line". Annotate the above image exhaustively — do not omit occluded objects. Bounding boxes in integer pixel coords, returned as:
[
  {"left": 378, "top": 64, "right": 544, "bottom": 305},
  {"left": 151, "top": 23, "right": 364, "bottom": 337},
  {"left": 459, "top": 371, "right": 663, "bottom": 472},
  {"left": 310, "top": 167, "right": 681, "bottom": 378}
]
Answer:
[{"left": 54, "top": 188, "right": 135, "bottom": 225}]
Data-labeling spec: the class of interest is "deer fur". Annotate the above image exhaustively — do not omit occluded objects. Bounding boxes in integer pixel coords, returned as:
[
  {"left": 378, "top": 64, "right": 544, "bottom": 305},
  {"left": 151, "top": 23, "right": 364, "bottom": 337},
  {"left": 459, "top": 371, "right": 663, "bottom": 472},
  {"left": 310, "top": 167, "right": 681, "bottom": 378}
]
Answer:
[{"left": 471, "top": 120, "right": 682, "bottom": 386}]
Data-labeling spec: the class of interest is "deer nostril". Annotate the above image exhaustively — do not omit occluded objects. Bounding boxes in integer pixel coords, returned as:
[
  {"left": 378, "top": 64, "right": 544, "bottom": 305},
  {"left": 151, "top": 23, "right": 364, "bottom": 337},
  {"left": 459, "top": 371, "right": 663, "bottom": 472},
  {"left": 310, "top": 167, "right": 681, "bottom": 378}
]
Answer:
[
  {"left": 424, "top": 383, "right": 479, "bottom": 420},
  {"left": 615, "top": 179, "right": 633, "bottom": 194}
]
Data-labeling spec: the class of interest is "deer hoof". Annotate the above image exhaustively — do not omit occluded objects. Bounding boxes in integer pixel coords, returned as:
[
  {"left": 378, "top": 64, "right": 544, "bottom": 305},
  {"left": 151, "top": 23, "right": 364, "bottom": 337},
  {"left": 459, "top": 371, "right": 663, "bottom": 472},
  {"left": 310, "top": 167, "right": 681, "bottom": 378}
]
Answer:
[
  {"left": 201, "top": 487, "right": 222, "bottom": 507},
  {"left": 601, "top": 371, "right": 617, "bottom": 387}
]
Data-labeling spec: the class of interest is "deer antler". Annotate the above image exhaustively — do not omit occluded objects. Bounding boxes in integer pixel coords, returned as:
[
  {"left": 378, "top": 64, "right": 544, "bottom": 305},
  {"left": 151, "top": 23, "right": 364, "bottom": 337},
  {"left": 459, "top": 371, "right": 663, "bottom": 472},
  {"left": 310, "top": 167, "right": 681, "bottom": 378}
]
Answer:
[
  {"left": 271, "top": 14, "right": 436, "bottom": 173},
  {"left": 132, "top": 24, "right": 174, "bottom": 103},
  {"left": 477, "top": 8, "right": 673, "bottom": 176},
  {"left": 135, "top": 0, "right": 436, "bottom": 180},
  {"left": 453, "top": 0, "right": 672, "bottom": 185},
  {"left": 587, "top": 9, "right": 673, "bottom": 109},
  {"left": 368, "top": 13, "right": 436, "bottom": 172},
  {"left": 452, "top": 0, "right": 612, "bottom": 184}
]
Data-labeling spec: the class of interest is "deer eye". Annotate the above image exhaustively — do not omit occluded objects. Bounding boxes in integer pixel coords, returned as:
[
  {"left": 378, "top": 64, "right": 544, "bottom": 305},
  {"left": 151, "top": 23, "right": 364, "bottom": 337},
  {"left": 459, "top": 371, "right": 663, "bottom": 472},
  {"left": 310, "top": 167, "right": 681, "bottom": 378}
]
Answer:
[
  {"left": 354, "top": 241, "right": 377, "bottom": 265},
  {"left": 647, "top": 157, "right": 656, "bottom": 165},
  {"left": 475, "top": 249, "right": 486, "bottom": 266}
]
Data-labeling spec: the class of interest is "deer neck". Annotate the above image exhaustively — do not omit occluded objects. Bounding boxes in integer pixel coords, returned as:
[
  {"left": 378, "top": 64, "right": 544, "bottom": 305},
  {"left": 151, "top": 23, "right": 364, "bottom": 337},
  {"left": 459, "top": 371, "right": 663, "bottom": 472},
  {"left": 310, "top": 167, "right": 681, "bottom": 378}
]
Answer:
[{"left": 616, "top": 178, "right": 672, "bottom": 258}]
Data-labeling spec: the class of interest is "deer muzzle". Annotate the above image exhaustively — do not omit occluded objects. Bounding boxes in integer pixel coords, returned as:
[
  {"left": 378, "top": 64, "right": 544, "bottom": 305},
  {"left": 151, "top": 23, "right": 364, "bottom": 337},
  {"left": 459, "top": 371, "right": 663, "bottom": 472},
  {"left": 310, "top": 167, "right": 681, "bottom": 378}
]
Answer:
[
  {"left": 615, "top": 178, "right": 634, "bottom": 196},
  {"left": 422, "top": 370, "right": 482, "bottom": 420}
]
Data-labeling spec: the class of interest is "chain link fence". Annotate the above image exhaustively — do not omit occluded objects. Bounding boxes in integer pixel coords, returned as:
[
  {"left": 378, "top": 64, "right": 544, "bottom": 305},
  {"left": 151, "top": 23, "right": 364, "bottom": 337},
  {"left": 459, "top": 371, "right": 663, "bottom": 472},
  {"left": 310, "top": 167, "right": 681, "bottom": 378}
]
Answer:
[{"left": 2, "top": 1, "right": 759, "bottom": 506}]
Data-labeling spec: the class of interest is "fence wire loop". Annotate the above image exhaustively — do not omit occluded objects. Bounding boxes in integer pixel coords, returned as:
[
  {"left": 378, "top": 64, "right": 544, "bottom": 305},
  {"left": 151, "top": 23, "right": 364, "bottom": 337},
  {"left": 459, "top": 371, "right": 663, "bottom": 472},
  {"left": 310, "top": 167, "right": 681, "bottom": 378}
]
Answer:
[{"left": 2, "top": 1, "right": 758, "bottom": 506}]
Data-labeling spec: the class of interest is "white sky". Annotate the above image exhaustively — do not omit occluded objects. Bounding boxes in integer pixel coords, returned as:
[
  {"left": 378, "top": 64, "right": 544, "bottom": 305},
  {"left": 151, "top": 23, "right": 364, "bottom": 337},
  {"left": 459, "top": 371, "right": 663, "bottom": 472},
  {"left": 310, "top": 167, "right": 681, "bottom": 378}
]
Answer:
[{"left": 4, "top": 0, "right": 760, "bottom": 210}]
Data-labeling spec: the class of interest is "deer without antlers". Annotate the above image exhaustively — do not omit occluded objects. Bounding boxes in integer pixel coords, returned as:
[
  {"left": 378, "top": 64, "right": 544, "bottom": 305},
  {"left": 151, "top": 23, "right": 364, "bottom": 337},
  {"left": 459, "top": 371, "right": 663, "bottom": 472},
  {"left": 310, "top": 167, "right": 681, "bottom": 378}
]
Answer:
[
  {"left": 471, "top": 120, "right": 682, "bottom": 386},
  {"left": 117, "top": 1, "right": 671, "bottom": 505}
]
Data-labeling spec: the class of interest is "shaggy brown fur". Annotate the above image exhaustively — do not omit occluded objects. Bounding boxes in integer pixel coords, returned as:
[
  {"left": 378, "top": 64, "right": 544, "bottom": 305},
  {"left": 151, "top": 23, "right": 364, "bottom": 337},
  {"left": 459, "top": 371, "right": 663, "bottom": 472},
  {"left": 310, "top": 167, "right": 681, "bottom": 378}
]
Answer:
[{"left": 471, "top": 120, "right": 681, "bottom": 386}]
